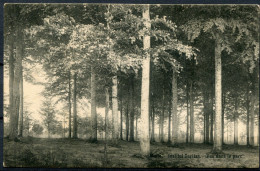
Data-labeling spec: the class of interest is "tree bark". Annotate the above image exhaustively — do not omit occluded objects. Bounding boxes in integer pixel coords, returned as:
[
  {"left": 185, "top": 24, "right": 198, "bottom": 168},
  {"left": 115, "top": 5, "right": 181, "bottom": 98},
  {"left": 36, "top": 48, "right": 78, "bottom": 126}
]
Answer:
[
  {"left": 68, "top": 71, "right": 72, "bottom": 138},
  {"left": 171, "top": 67, "right": 178, "bottom": 145},
  {"left": 18, "top": 67, "right": 23, "bottom": 137},
  {"left": 9, "top": 25, "right": 23, "bottom": 140},
  {"left": 72, "top": 72, "right": 78, "bottom": 138},
  {"left": 139, "top": 4, "right": 150, "bottom": 156},
  {"left": 112, "top": 75, "right": 119, "bottom": 143},
  {"left": 91, "top": 66, "right": 97, "bottom": 141},
  {"left": 213, "top": 37, "right": 222, "bottom": 152}
]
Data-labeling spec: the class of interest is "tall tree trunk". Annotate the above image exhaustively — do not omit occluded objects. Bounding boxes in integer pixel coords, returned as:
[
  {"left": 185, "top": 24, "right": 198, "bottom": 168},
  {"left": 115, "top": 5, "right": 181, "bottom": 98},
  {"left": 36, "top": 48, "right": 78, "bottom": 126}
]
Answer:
[
  {"left": 8, "top": 30, "right": 14, "bottom": 138},
  {"left": 246, "top": 85, "right": 250, "bottom": 146},
  {"left": 9, "top": 25, "right": 23, "bottom": 140},
  {"left": 171, "top": 67, "right": 178, "bottom": 145},
  {"left": 210, "top": 86, "right": 214, "bottom": 144},
  {"left": 120, "top": 90, "right": 123, "bottom": 140},
  {"left": 186, "top": 83, "right": 190, "bottom": 143},
  {"left": 213, "top": 37, "right": 222, "bottom": 152},
  {"left": 234, "top": 97, "right": 238, "bottom": 145},
  {"left": 222, "top": 93, "right": 225, "bottom": 144},
  {"left": 190, "top": 82, "right": 194, "bottom": 143},
  {"left": 72, "top": 72, "right": 77, "bottom": 139},
  {"left": 104, "top": 87, "right": 109, "bottom": 165},
  {"left": 135, "top": 116, "right": 138, "bottom": 141},
  {"left": 126, "top": 93, "right": 129, "bottom": 141},
  {"left": 112, "top": 75, "right": 119, "bottom": 143},
  {"left": 68, "top": 71, "right": 72, "bottom": 138},
  {"left": 160, "top": 89, "right": 165, "bottom": 143},
  {"left": 139, "top": 4, "right": 151, "bottom": 156},
  {"left": 129, "top": 75, "right": 135, "bottom": 141},
  {"left": 91, "top": 67, "right": 97, "bottom": 141},
  {"left": 18, "top": 67, "right": 23, "bottom": 137},
  {"left": 204, "top": 91, "right": 210, "bottom": 144},
  {"left": 168, "top": 101, "right": 171, "bottom": 143},
  {"left": 151, "top": 98, "right": 155, "bottom": 142},
  {"left": 249, "top": 92, "right": 256, "bottom": 146}
]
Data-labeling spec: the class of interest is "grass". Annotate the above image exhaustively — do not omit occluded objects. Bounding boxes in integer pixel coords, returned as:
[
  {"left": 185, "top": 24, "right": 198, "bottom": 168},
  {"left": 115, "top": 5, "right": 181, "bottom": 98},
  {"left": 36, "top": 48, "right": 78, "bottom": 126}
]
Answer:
[{"left": 3, "top": 137, "right": 259, "bottom": 168}]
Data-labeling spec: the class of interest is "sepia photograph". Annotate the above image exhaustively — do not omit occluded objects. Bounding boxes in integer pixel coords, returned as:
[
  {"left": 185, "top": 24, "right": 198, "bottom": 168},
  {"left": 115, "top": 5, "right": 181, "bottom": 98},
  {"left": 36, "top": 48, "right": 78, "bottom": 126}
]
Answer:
[{"left": 3, "top": 3, "right": 259, "bottom": 168}]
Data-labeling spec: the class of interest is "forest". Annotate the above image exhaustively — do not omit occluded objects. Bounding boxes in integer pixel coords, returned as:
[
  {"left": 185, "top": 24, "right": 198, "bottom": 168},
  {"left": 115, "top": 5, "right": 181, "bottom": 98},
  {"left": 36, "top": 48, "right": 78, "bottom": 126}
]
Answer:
[{"left": 3, "top": 4, "right": 259, "bottom": 168}]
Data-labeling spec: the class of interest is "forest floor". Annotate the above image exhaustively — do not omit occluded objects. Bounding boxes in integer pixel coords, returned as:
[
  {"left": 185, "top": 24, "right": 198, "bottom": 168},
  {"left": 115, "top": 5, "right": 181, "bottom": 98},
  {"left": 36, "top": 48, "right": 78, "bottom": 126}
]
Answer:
[{"left": 3, "top": 137, "right": 259, "bottom": 168}]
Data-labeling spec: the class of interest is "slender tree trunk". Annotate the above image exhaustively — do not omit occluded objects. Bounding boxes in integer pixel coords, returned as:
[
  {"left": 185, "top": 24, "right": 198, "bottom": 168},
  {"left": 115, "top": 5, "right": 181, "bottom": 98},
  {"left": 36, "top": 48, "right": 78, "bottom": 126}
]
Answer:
[
  {"left": 9, "top": 25, "right": 23, "bottom": 140},
  {"left": 126, "top": 94, "right": 129, "bottom": 141},
  {"left": 246, "top": 86, "right": 250, "bottom": 146},
  {"left": 249, "top": 92, "right": 256, "bottom": 146},
  {"left": 8, "top": 30, "right": 14, "bottom": 138},
  {"left": 91, "top": 67, "right": 97, "bottom": 141},
  {"left": 234, "top": 97, "right": 238, "bottom": 145},
  {"left": 210, "top": 86, "right": 214, "bottom": 144},
  {"left": 18, "top": 67, "right": 23, "bottom": 137},
  {"left": 168, "top": 101, "right": 171, "bottom": 143},
  {"left": 139, "top": 4, "right": 150, "bottom": 156},
  {"left": 120, "top": 90, "right": 123, "bottom": 140},
  {"left": 68, "top": 71, "right": 72, "bottom": 138},
  {"left": 129, "top": 75, "right": 134, "bottom": 141},
  {"left": 204, "top": 91, "right": 210, "bottom": 144},
  {"left": 186, "top": 83, "right": 190, "bottom": 143},
  {"left": 190, "top": 82, "right": 194, "bottom": 143},
  {"left": 72, "top": 72, "right": 77, "bottom": 138},
  {"left": 112, "top": 75, "right": 119, "bottom": 143},
  {"left": 104, "top": 87, "right": 109, "bottom": 165},
  {"left": 222, "top": 93, "right": 225, "bottom": 144},
  {"left": 213, "top": 37, "right": 222, "bottom": 152},
  {"left": 151, "top": 98, "right": 155, "bottom": 142},
  {"left": 135, "top": 116, "right": 138, "bottom": 141},
  {"left": 160, "top": 89, "right": 165, "bottom": 143},
  {"left": 171, "top": 67, "right": 178, "bottom": 145}
]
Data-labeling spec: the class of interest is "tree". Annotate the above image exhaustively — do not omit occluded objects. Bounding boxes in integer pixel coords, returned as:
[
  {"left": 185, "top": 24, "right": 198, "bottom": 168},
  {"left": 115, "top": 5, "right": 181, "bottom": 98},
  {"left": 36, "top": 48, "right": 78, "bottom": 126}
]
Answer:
[
  {"left": 32, "top": 123, "right": 44, "bottom": 136},
  {"left": 40, "top": 98, "right": 56, "bottom": 138},
  {"left": 139, "top": 4, "right": 151, "bottom": 156}
]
